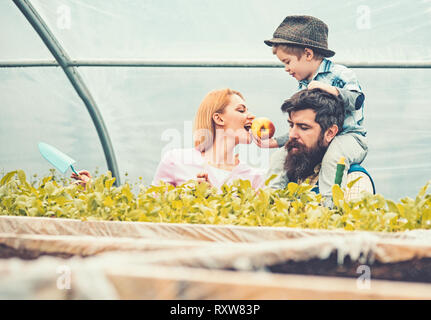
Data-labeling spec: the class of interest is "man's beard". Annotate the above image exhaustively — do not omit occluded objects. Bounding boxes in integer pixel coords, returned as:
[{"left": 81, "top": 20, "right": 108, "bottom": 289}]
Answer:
[{"left": 284, "top": 135, "right": 328, "bottom": 183}]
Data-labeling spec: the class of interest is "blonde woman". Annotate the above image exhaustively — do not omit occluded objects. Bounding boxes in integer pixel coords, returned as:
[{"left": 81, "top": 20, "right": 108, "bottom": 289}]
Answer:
[{"left": 152, "top": 88, "right": 265, "bottom": 189}]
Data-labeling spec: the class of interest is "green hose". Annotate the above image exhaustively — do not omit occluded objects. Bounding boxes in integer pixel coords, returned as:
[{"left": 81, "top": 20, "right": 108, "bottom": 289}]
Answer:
[{"left": 334, "top": 157, "right": 346, "bottom": 186}]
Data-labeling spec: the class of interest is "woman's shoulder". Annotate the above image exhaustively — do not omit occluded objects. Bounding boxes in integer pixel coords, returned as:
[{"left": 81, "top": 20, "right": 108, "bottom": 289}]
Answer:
[{"left": 161, "top": 148, "right": 203, "bottom": 165}]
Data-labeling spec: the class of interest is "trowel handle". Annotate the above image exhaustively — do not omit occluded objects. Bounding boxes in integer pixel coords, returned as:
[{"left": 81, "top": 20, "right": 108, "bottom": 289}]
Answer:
[{"left": 70, "top": 165, "right": 80, "bottom": 176}]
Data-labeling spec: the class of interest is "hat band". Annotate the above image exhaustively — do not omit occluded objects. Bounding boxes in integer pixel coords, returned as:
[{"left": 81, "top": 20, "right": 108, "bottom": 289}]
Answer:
[{"left": 273, "top": 33, "right": 328, "bottom": 49}]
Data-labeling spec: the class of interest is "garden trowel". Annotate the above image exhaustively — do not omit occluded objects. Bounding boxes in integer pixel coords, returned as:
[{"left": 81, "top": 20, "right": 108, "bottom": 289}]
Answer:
[{"left": 38, "top": 142, "right": 80, "bottom": 175}]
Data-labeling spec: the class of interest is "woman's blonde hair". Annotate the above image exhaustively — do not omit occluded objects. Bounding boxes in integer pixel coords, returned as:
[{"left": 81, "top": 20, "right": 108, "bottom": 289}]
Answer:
[{"left": 193, "top": 88, "right": 244, "bottom": 152}]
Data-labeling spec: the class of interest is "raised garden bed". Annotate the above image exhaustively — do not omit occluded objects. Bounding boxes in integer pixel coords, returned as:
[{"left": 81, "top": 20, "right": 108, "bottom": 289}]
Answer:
[
  {"left": 1, "top": 252, "right": 430, "bottom": 300},
  {"left": 1, "top": 215, "right": 431, "bottom": 298},
  {"left": 1, "top": 215, "right": 429, "bottom": 242},
  {"left": 0, "top": 232, "right": 218, "bottom": 260},
  {"left": 122, "top": 234, "right": 431, "bottom": 284}
]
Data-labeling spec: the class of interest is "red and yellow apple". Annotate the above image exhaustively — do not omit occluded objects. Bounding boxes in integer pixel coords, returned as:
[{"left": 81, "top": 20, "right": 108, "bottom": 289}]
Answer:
[{"left": 251, "top": 117, "right": 275, "bottom": 139}]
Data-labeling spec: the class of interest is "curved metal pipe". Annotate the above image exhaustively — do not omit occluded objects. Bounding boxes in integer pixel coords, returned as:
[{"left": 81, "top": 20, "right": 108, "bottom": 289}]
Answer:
[
  {"left": 13, "top": 0, "right": 121, "bottom": 186},
  {"left": 1, "top": 59, "right": 431, "bottom": 69}
]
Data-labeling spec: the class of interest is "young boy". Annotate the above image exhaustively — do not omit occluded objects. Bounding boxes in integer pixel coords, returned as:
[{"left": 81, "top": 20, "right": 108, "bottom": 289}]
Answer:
[{"left": 261, "top": 15, "right": 368, "bottom": 202}]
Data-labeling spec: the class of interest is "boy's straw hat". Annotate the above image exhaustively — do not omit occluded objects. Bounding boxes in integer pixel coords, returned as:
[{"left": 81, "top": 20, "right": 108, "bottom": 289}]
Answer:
[{"left": 264, "top": 15, "right": 335, "bottom": 57}]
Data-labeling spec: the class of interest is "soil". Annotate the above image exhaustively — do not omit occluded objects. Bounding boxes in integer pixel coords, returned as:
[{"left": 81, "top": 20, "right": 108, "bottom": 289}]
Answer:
[
  {"left": 2, "top": 244, "right": 430, "bottom": 283},
  {"left": 265, "top": 251, "right": 431, "bottom": 284},
  {"left": 0, "top": 244, "right": 77, "bottom": 260}
]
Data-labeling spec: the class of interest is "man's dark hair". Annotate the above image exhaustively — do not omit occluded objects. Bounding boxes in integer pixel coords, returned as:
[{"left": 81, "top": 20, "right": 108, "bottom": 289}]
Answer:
[{"left": 281, "top": 88, "right": 345, "bottom": 133}]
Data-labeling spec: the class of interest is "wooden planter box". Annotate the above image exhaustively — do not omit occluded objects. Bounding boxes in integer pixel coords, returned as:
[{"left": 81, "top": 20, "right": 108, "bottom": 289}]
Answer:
[
  {"left": 1, "top": 215, "right": 429, "bottom": 242},
  {"left": 0, "top": 252, "right": 430, "bottom": 300},
  {"left": 1, "top": 215, "right": 431, "bottom": 299},
  {"left": 0, "top": 233, "right": 218, "bottom": 260},
  {"left": 104, "top": 265, "right": 431, "bottom": 300}
]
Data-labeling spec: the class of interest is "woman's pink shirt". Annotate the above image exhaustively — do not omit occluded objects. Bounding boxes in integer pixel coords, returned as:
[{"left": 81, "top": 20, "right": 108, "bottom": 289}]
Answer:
[{"left": 152, "top": 148, "right": 265, "bottom": 190}]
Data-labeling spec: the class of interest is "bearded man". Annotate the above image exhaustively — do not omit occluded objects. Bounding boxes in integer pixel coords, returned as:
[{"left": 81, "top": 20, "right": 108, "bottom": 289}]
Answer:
[{"left": 266, "top": 88, "right": 374, "bottom": 205}]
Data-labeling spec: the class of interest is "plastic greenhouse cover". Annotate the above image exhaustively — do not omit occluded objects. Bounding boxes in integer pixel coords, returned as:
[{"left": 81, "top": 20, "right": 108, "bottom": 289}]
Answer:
[
  {"left": 0, "top": 255, "right": 120, "bottom": 299},
  {"left": 2, "top": 67, "right": 430, "bottom": 201},
  {"left": 0, "top": 233, "right": 223, "bottom": 258},
  {"left": 0, "top": 255, "right": 301, "bottom": 299},
  {"left": 1, "top": 216, "right": 431, "bottom": 243},
  {"left": 0, "top": 1, "right": 53, "bottom": 60},
  {"left": 0, "top": 67, "right": 108, "bottom": 177},
  {"left": 2, "top": 1, "right": 431, "bottom": 301},
  {"left": 77, "top": 67, "right": 431, "bottom": 201},
  {"left": 1, "top": 227, "right": 431, "bottom": 264},
  {"left": 1, "top": 243, "right": 431, "bottom": 299},
  {"left": 102, "top": 263, "right": 431, "bottom": 300},
  {"left": 29, "top": 0, "right": 431, "bottom": 61},
  {"left": 1, "top": 0, "right": 431, "bottom": 202},
  {"left": 128, "top": 234, "right": 431, "bottom": 267}
]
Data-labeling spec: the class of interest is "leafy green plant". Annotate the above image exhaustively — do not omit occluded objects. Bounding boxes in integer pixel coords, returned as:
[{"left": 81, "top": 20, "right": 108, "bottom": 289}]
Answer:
[{"left": 0, "top": 170, "right": 430, "bottom": 232}]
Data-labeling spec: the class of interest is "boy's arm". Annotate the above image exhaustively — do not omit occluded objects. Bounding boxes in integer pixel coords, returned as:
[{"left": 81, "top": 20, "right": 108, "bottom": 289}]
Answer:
[
  {"left": 336, "top": 67, "right": 365, "bottom": 112},
  {"left": 274, "top": 132, "right": 289, "bottom": 148},
  {"left": 337, "top": 88, "right": 364, "bottom": 112},
  {"left": 308, "top": 69, "right": 365, "bottom": 112},
  {"left": 308, "top": 80, "right": 340, "bottom": 96}
]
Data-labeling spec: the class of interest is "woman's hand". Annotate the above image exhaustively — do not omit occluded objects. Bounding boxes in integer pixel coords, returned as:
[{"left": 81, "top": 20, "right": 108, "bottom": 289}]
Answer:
[
  {"left": 71, "top": 170, "right": 92, "bottom": 189},
  {"left": 196, "top": 172, "right": 212, "bottom": 186}
]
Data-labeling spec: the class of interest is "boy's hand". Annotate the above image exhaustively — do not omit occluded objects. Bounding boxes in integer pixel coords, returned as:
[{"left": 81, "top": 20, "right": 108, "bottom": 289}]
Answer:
[{"left": 308, "top": 80, "right": 339, "bottom": 96}]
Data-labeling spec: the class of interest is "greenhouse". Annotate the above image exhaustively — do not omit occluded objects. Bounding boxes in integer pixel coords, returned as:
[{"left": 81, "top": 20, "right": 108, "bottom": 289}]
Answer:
[{"left": 1, "top": 0, "right": 431, "bottom": 302}]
